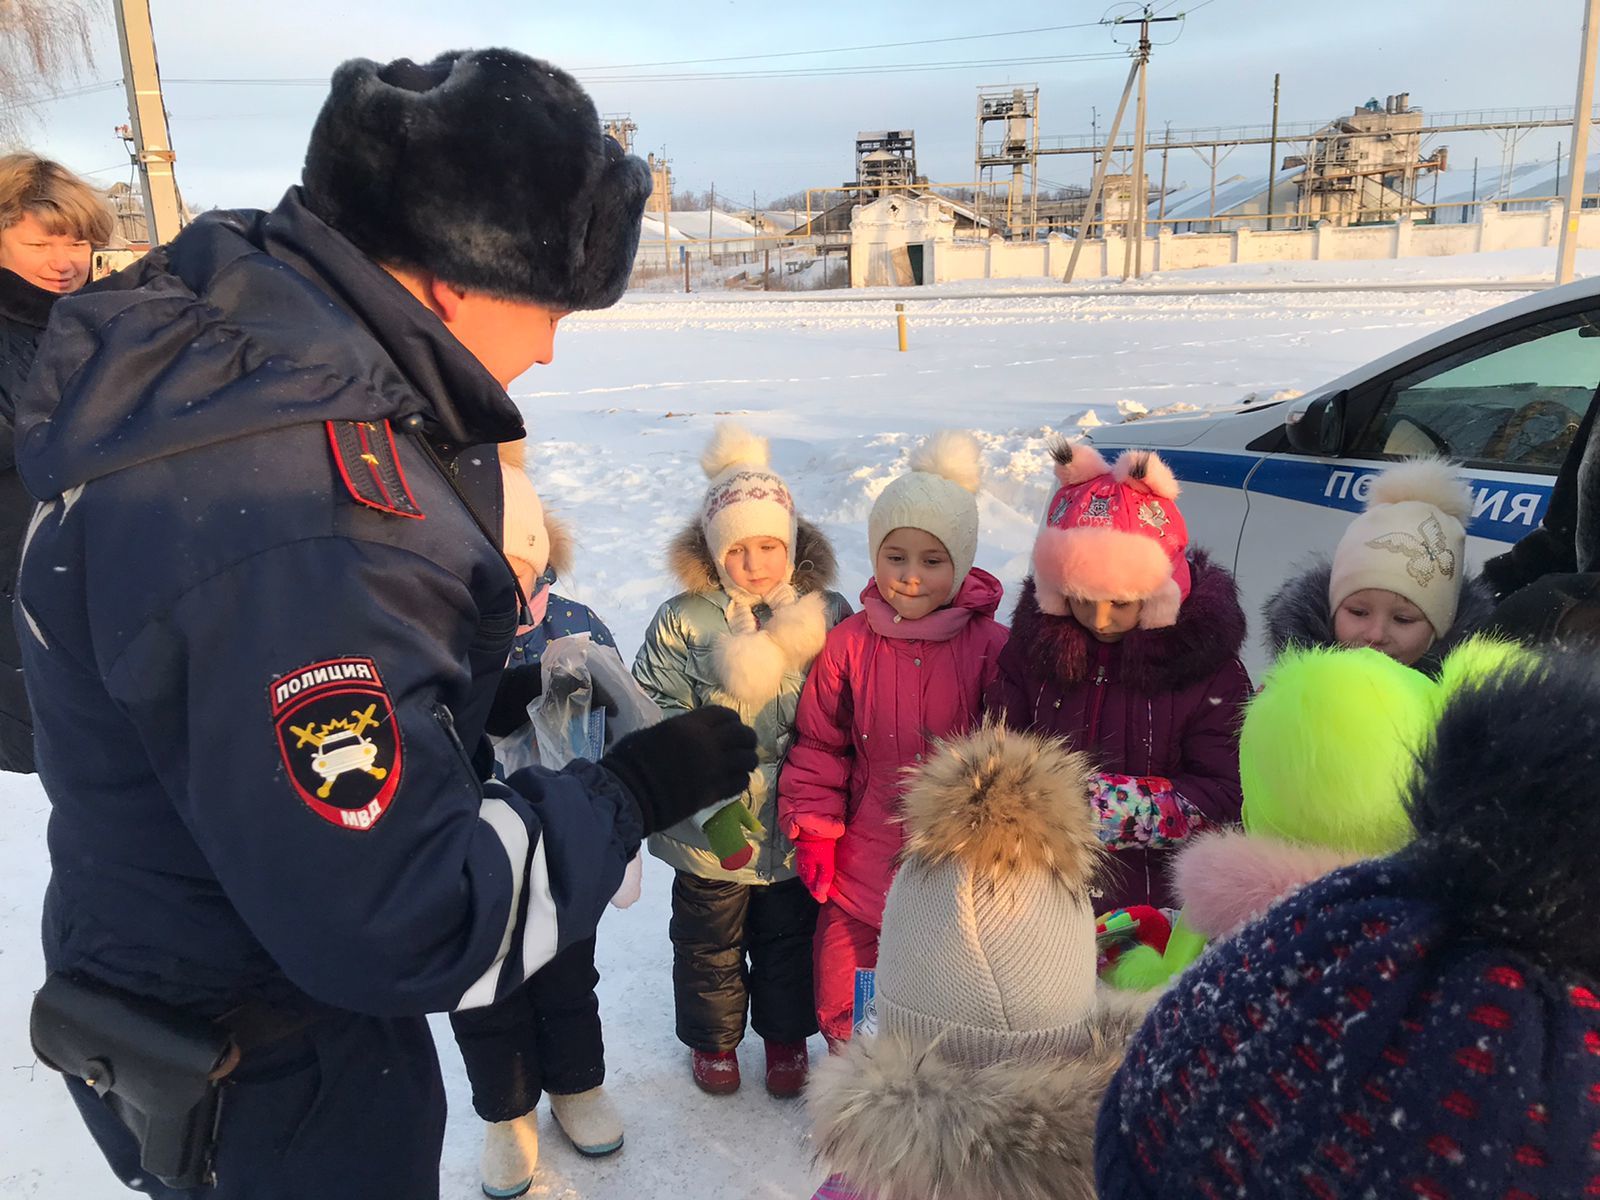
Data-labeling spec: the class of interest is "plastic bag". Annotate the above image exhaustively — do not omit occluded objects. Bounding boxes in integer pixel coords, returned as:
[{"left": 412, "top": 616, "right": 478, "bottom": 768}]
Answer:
[
  {"left": 496, "top": 634, "right": 659, "bottom": 909},
  {"left": 493, "top": 634, "right": 662, "bottom": 774}
]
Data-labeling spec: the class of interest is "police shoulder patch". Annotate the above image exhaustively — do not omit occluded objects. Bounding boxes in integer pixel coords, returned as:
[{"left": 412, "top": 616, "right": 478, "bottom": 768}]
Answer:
[
  {"left": 326, "top": 420, "right": 425, "bottom": 519},
  {"left": 271, "top": 657, "right": 403, "bottom": 831}
]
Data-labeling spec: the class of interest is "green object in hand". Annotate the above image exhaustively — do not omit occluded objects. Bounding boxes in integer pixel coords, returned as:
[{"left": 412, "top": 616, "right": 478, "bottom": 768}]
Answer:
[{"left": 702, "top": 801, "right": 764, "bottom": 868}]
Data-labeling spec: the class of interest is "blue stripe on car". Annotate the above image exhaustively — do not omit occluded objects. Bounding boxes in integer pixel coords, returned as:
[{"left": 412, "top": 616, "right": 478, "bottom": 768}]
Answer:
[{"left": 1094, "top": 446, "right": 1551, "bottom": 544}]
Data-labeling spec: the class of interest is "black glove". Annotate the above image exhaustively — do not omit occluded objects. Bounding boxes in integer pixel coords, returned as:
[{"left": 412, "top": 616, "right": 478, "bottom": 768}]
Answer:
[
  {"left": 600, "top": 706, "right": 759, "bottom": 837},
  {"left": 485, "top": 663, "right": 541, "bottom": 738}
]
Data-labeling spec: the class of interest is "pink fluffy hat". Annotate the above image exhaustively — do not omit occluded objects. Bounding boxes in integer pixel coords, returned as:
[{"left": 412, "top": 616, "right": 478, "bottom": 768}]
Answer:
[{"left": 1032, "top": 441, "right": 1191, "bottom": 629}]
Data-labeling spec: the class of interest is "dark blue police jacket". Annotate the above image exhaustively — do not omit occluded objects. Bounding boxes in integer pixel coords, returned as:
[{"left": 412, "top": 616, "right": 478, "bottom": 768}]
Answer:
[{"left": 15, "top": 189, "right": 640, "bottom": 1019}]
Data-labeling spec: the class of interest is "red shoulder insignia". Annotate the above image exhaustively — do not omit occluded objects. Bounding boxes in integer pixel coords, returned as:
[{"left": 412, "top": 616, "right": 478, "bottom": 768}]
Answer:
[{"left": 326, "top": 420, "right": 425, "bottom": 520}]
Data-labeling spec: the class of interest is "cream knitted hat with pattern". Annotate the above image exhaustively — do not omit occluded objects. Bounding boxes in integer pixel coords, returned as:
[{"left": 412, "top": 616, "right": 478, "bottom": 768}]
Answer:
[
  {"left": 873, "top": 723, "right": 1104, "bottom": 1067},
  {"left": 698, "top": 421, "right": 798, "bottom": 592},
  {"left": 1329, "top": 458, "right": 1473, "bottom": 638},
  {"left": 867, "top": 431, "right": 983, "bottom": 602}
]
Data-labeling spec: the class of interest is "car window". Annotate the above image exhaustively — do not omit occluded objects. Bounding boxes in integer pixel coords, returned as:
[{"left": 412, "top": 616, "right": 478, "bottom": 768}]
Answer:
[{"left": 1352, "top": 313, "right": 1600, "bottom": 469}]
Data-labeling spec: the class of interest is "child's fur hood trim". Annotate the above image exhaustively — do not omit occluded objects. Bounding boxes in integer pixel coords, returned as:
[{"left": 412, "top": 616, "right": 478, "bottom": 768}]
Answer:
[
  {"left": 808, "top": 998, "right": 1143, "bottom": 1200},
  {"left": 544, "top": 509, "right": 575, "bottom": 580},
  {"left": 1262, "top": 556, "right": 1496, "bottom": 677},
  {"left": 900, "top": 722, "right": 1102, "bottom": 891},
  {"left": 666, "top": 517, "right": 838, "bottom": 595},
  {"left": 711, "top": 591, "right": 830, "bottom": 705}
]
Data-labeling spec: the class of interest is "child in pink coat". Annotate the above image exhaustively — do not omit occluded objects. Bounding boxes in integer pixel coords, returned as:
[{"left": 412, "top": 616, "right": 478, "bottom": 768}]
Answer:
[{"left": 779, "top": 432, "right": 1008, "bottom": 1047}]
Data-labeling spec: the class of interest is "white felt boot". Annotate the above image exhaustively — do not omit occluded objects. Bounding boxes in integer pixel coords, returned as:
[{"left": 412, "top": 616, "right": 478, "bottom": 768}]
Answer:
[
  {"left": 548, "top": 1085, "right": 625, "bottom": 1157},
  {"left": 479, "top": 1112, "right": 539, "bottom": 1198}
]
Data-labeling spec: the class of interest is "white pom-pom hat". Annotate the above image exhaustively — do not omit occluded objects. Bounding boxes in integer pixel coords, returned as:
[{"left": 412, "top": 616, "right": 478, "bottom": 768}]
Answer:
[
  {"left": 1329, "top": 457, "right": 1473, "bottom": 637},
  {"left": 867, "top": 430, "right": 984, "bottom": 601},
  {"left": 698, "top": 421, "right": 798, "bottom": 592}
]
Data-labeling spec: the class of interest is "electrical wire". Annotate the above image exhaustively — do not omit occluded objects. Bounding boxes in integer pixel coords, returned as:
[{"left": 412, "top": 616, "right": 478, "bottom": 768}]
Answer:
[
  {"left": 0, "top": 79, "right": 122, "bottom": 111},
  {"left": 581, "top": 52, "right": 1130, "bottom": 84},
  {"left": 165, "top": 50, "right": 1131, "bottom": 89},
  {"left": 574, "top": 21, "right": 1110, "bottom": 70}
]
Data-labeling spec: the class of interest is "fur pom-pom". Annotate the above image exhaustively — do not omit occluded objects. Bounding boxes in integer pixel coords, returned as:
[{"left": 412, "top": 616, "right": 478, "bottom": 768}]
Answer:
[
  {"left": 1175, "top": 832, "right": 1366, "bottom": 940},
  {"left": 700, "top": 420, "right": 770, "bottom": 480},
  {"left": 1365, "top": 457, "right": 1473, "bottom": 520},
  {"left": 712, "top": 628, "right": 791, "bottom": 706},
  {"left": 1048, "top": 438, "right": 1110, "bottom": 487},
  {"left": 900, "top": 722, "right": 1102, "bottom": 890},
  {"left": 1113, "top": 450, "right": 1180, "bottom": 500},
  {"left": 1241, "top": 646, "right": 1431, "bottom": 857},
  {"left": 910, "top": 430, "right": 983, "bottom": 493},
  {"left": 1405, "top": 648, "right": 1600, "bottom": 979},
  {"left": 1431, "top": 634, "right": 1535, "bottom": 712}
]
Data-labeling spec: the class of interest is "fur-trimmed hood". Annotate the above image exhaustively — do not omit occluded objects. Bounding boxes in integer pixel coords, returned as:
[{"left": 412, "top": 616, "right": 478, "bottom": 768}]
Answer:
[
  {"left": 1007, "top": 549, "right": 1246, "bottom": 691},
  {"left": 1262, "top": 556, "right": 1496, "bottom": 677},
  {"left": 666, "top": 516, "right": 838, "bottom": 597},
  {"left": 1174, "top": 829, "right": 1367, "bottom": 940},
  {"left": 809, "top": 995, "right": 1149, "bottom": 1200}
]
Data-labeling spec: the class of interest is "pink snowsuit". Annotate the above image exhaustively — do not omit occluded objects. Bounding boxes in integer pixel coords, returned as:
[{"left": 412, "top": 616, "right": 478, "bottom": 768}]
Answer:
[{"left": 779, "top": 569, "right": 1008, "bottom": 1040}]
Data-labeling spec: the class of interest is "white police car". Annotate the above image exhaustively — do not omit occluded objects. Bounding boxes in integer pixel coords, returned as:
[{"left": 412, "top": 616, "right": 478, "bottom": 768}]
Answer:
[{"left": 1088, "top": 275, "right": 1600, "bottom": 672}]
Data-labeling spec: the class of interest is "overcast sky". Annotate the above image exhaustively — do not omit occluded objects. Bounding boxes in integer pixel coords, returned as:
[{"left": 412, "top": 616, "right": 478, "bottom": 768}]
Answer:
[{"left": 14, "top": 1, "right": 1589, "bottom": 212}]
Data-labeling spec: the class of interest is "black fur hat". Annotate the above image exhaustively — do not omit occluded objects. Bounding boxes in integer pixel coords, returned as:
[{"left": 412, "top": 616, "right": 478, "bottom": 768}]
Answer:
[{"left": 302, "top": 48, "right": 651, "bottom": 310}]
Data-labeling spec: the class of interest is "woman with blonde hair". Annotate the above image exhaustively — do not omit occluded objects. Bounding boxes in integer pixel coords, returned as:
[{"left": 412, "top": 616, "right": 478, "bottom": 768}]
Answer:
[{"left": 0, "top": 152, "right": 115, "bottom": 773}]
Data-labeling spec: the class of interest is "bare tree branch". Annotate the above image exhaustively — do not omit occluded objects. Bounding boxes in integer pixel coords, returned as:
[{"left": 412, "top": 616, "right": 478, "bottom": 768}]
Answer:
[{"left": 0, "top": 0, "right": 97, "bottom": 146}]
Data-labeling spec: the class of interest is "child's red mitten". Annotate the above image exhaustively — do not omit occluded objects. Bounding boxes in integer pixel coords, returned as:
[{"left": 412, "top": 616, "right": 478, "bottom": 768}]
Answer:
[{"left": 793, "top": 835, "right": 838, "bottom": 903}]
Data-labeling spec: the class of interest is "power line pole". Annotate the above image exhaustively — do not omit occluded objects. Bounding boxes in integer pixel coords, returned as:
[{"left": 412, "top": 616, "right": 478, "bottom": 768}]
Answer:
[
  {"left": 1113, "top": 5, "right": 1181, "bottom": 280},
  {"left": 1266, "top": 73, "right": 1281, "bottom": 232},
  {"left": 1558, "top": 0, "right": 1600, "bottom": 285},
  {"left": 1065, "top": 58, "right": 1138, "bottom": 282},
  {"left": 114, "top": 0, "right": 184, "bottom": 246},
  {"left": 1128, "top": 22, "right": 1149, "bottom": 278}
]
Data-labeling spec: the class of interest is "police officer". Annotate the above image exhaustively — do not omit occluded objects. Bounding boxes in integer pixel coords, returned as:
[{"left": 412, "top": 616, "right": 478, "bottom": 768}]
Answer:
[{"left": 18, "top": 50, "right": 755, "bottom": 1198}]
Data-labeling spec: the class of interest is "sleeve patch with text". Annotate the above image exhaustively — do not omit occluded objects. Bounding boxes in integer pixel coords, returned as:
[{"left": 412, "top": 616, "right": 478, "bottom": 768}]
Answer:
[{"left": 271, "top": 657, "right": 403, "bottom": 831}]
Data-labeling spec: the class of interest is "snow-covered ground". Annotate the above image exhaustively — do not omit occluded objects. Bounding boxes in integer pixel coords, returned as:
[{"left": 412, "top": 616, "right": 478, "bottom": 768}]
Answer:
[{"left": 2, "top": 253, "right": 1590, "bottom": 1198}]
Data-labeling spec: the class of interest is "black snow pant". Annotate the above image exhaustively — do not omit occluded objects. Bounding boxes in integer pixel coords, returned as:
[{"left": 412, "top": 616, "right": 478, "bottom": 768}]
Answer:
[
  {"left": 669, "top": 871, "right": 818, "bottom": 1053},
  {"left": 448, "top": 935, "right": 605, "bottom": 1121},
  {"left": 67, "top": 1011, "right": 444, "bottom": 1199}
]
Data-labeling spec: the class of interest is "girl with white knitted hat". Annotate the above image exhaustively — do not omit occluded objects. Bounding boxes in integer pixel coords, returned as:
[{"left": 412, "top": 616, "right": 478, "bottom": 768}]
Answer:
[
  {"left": 778, "top": 431, "right": 1008, "bottom": 1050},
  {"left": 806, "top": 723, "right": 1148, "bottom": 1200},
  {"left": 1262, "top": 458, "right": 1495, "bottom": 674},
  {"left": 633, "top": 421, "right": 850, "bottom": 1099}
]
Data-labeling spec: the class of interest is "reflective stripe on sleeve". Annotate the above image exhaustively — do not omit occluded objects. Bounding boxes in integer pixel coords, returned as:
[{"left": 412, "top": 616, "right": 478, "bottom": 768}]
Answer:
[{"left": 455, "top": 794, "right": 530, "bottom": 1011}]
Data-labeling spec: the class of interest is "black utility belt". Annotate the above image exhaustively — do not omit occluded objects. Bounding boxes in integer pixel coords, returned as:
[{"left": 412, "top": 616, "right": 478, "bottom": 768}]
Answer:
[{"left": 30, "top": 972, "right": 324, "bottom": 1190}]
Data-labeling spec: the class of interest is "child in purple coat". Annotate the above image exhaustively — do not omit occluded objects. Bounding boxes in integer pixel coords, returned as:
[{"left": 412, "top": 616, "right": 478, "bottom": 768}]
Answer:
[{"left": 985, "top": 442, "right": 1251, "bottom": 913}]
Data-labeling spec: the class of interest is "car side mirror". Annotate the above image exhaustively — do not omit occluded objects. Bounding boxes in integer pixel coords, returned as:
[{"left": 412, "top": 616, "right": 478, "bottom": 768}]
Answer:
[{"left": 1286, "top": 390, "right": 1348, "bottom": 456}]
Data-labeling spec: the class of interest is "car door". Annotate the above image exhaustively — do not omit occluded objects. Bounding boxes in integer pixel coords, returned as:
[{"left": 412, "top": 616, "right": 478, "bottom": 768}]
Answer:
[{"left": 1231, "top": 299, "right": 1600, "bottom": 672}]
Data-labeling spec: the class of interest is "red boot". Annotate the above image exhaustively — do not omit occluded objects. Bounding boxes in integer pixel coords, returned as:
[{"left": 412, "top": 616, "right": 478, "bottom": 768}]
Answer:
[
  {"left": 764, "top": 1040, "right": 809, "bottom": 1098},
  {"left": 691, "top": 1048, "right": 740, "bottom": 1095}
]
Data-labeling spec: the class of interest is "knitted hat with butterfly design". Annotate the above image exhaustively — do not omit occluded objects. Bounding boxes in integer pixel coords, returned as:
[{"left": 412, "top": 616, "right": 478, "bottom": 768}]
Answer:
[{"left": 1328, "top": 458, "right": 1472, "bottom": 640}]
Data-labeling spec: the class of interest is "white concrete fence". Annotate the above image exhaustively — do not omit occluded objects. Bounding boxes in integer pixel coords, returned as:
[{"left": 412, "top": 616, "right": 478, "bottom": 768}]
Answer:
[{"left": 856, "top": 201, "right": 1600, "bottom": 287}]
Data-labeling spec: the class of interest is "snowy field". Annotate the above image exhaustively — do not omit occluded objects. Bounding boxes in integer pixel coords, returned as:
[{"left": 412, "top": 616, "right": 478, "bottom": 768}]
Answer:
[{"left": 1, "top": 249, "right": 1593, "bottom": 1198}]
